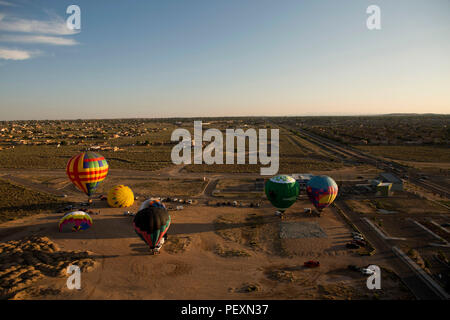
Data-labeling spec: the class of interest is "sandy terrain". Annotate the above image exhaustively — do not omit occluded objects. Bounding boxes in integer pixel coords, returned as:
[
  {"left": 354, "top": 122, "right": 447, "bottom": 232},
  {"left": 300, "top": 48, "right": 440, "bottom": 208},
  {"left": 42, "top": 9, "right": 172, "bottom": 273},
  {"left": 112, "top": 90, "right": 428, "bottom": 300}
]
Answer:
[{"left": 0, "top": 197, "right": 412, "bottom": 300}]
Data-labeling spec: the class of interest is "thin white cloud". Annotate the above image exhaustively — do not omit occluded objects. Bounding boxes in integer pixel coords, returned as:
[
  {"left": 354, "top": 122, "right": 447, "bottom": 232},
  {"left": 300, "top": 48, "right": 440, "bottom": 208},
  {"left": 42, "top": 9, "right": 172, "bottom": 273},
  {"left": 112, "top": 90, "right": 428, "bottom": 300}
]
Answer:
[
  {"left": 0, "top": 12, "right": 79, "bottom": 62},
  {"left": 0, "top": 34, "right": 78, "bottom": 46},
  {"left": 0, "top": 1, "right": 18, "bottom": 7},
  {"left": 0, "top": 14, "right": 78, "bottom": 35},
  {"left": 0, "top": 47, "right": 37, "bottom": 60}
]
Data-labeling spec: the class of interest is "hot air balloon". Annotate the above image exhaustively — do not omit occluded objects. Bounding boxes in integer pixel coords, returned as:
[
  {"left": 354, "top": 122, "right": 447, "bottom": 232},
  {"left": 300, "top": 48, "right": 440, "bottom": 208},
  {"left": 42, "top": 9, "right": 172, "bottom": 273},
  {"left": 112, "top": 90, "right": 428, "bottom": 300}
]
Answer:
[
  {"left": 265, "top": 175, "right": 299, "bottom": 215},
  {"left": 306, "top": 175, "right": 338, "bottom": 212},
  {"left": 133, "top": 206, "right": 171, "bottom": 251},
  {"left": 107, "top": 185, "right": 134, "bottom": 208},
  {"left": 138, "top": 198, "right": 166, "bottom": 211},
  {"left": 58, "top": 211, "right": 93, "bottom": 232},
  {"left": 66, "top": 151, "right": 109, "bottom": 199}
]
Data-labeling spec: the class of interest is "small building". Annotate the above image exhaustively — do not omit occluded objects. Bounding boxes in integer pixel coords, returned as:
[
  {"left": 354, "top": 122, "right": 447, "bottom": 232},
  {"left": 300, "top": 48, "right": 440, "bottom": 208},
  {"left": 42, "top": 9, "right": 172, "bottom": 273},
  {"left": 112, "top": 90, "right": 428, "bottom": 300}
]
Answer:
[
  {"left": 291, "top": 173, "right": 314, "bottom": 190},
  {"left": 376, "top": 182, "right": 392, "bottom": 197},
  {"left": 378, "top": 172, "right": 403, "bottom": 191}
]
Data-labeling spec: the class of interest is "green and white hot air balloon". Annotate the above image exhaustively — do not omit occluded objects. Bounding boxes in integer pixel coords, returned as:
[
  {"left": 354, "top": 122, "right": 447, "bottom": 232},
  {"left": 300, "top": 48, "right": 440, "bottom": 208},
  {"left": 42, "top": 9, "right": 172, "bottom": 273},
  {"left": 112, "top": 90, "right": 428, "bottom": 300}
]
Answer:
[{"left": 265, "top": 175, "right": 299, "bottom": 215}]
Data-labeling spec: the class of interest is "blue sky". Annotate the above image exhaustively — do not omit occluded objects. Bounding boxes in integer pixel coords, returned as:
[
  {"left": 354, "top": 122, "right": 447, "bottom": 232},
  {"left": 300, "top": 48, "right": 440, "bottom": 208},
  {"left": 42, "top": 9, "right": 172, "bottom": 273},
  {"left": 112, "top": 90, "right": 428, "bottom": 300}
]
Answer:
[{"left": 0, "top": 0, "right": 449, "bottom": 120}]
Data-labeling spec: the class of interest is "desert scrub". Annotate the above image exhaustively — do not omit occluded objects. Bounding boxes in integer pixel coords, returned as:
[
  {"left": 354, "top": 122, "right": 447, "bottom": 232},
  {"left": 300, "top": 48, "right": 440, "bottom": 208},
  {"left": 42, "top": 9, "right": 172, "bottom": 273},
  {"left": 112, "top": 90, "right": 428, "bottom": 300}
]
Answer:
[{"left": 0, "top": 179, "right": 69, "bottom": 223}]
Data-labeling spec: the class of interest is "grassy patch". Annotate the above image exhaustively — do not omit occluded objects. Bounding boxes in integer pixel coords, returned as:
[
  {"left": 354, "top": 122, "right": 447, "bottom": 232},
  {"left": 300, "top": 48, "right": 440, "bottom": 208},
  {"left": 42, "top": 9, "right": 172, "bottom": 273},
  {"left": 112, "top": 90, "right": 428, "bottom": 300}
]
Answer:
[
  {"left": 0, "top": 179, "right": 68, "bottom": 223},
  {"left": 0, "top": 145, "right": 173, "bottom": 171},
  {"left": 355, "top": 145, "right": 450, "bottom": 163},
  {"left": 214, "top": 244, "right": 250, "bottom": 258}
]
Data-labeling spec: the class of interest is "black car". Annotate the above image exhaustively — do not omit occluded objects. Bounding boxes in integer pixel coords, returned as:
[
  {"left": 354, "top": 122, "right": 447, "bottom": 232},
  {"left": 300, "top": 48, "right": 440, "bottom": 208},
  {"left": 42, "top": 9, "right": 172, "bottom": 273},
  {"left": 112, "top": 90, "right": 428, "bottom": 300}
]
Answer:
[{"left": 346, "top": 242, "right": 360, "bottom": 249}]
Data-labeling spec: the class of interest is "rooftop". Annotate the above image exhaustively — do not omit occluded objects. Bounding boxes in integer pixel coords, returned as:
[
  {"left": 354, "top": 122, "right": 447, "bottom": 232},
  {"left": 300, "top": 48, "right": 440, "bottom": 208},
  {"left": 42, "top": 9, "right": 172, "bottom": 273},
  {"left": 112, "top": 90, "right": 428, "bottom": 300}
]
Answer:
[
  {"left": 291, "top": 173, "right": 315, "bottom": 181},
  {"left": 379, "top": 172, "right": 402, "bottom": 184}
]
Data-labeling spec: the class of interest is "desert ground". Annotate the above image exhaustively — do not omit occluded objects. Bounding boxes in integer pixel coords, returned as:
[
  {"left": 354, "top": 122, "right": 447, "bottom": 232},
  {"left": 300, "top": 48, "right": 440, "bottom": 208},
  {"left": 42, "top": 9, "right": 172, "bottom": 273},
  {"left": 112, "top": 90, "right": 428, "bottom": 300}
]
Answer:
[
  {"left": 0, "top": 116, "right": 448, "bottom": 300},
  {"left": 0, "top": 189, "right": 412, "bottom": 300}
]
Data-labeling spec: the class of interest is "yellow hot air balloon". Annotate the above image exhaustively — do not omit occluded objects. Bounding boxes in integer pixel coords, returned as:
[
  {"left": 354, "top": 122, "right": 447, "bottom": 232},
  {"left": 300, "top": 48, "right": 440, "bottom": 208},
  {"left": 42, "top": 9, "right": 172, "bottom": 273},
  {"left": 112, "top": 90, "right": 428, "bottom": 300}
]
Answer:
[{"left": 107, "top": 185, "right": 134, "bottom": 208}]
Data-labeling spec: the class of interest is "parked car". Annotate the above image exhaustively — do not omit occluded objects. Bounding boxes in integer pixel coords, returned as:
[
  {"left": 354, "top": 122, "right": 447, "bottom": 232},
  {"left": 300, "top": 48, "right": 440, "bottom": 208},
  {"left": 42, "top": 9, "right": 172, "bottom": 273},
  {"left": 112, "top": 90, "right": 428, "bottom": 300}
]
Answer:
[
  {"left": 353, "top": 235, "right": 365, "bottom": 241},
  {"left": 304, "top": 260, "right": 320, "bottom": 268},
  {"left": 351, "top": 232, "right": 363, "bottom": 237},
  {"left": 352, "top": 239, "right": 366, "bottom": 247},
  {"left": 346, "top": 242, "right": 360, "bottom": 249},
  {"left": 441, "top": 223, "right": 450, "bottom": 228}
]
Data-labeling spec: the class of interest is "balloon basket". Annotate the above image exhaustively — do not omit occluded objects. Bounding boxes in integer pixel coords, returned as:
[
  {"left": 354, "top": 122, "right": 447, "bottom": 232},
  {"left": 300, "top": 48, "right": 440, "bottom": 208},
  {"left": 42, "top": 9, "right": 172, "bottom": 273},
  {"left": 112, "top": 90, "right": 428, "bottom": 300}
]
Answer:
[{"left": 275, "top": 211, "right": 285, "bottom": 219}]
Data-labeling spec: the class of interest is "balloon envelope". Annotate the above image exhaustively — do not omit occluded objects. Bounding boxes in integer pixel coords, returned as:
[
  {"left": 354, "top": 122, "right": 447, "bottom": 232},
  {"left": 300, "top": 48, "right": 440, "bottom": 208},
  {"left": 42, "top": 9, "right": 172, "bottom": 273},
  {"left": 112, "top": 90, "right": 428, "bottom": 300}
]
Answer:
[
  {"left": 306, "top": 175, "right": 338, "bottom": 211},
  {"left": 138, "top": 198, "right": 166, "bottom": 212},
  {"left": 66, "top": 151, "right": 109, "bottom": 197},
  {"left": 59, "top": 211, "right": 92, "bottom": 232},
  {"left": 133, "top": 206, "right": 171, "bottom": 249},
  {"left": 107, "top": 185, "right": 134, "bottom": 208},
  {"left": 265, "top": 175, "right": 299, "bottom": 212}
]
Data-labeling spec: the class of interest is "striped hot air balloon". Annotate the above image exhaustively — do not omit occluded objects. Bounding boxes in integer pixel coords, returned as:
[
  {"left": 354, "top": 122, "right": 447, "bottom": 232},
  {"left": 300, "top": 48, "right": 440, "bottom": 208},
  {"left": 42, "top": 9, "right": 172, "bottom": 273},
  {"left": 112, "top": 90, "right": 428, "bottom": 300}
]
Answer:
[
  {"left": 66, "top": 151, "right": 109, "bottom": 197},
  {"left": 306, "top": 175, "right": 338, "bottom": 212},
  {"left": 133, "top": 206, "right": 171, "bottom": 250},
  {"left": 58, "top": 211, "right": 93, "bottom": 232}
]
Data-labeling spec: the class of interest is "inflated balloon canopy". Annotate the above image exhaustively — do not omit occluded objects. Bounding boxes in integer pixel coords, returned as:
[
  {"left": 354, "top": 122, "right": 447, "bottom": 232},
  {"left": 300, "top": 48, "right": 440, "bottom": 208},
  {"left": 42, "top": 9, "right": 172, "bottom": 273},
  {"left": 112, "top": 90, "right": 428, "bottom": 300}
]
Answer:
[
  {"left": 107, "top": 185, "right": 134, "bottom": 208},
  {"left": 66, "top": 151, "right": 109, "bottom": 197}
]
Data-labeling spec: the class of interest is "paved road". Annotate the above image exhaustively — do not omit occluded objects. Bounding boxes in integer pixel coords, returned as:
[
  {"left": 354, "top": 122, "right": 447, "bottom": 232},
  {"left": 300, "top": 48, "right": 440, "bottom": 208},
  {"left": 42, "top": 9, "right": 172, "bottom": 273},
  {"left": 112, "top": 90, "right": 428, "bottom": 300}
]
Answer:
[
  {"left": 337, "top": 200, "right": 445, "bottom": 300},
  {"left": 1, "top": 174, "right": 68, "bottom": 197}
]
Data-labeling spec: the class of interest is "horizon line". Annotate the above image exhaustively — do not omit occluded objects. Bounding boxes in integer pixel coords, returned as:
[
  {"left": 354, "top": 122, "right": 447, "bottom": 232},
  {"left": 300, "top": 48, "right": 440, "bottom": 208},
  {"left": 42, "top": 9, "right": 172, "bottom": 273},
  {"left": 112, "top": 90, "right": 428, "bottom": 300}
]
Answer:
[{"left": 1, "top": 113, "right": 449, "bottom": 122}]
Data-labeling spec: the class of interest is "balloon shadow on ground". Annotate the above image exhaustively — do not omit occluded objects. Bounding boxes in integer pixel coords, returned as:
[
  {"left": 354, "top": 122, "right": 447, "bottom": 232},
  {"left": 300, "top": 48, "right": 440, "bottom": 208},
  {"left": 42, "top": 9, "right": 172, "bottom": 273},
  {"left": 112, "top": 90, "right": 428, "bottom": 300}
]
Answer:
[
  {"left": 169, "top": 216, "right": 280, "bottom": 235},
  {"left": 1, "top": 214, "right": 282, "bottom": 242},
  {"left": 129, "top": 243, "right": 153, "bottom": 256}
]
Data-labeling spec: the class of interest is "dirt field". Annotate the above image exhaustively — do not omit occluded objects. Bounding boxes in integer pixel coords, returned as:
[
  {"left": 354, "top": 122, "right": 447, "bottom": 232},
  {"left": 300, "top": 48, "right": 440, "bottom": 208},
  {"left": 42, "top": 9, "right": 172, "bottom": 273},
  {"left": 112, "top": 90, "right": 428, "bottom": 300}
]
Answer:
[{"left": 0, "top": 196, "right": 413, "bottom": 300}]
